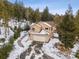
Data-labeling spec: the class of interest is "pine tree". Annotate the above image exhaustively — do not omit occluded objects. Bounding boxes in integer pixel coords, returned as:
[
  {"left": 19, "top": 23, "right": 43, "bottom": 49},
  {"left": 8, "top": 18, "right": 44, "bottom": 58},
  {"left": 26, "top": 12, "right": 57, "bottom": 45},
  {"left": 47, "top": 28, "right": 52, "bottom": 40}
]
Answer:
[
  {"left": 14, "top": 0, "right": 25, "bottom": 21},
  {"left": 59, "top": 5, "right": 76, "bottom": 48},
  {"left": 27, "top": 7, "right": 34, "bottom": 22},
  {"left": 54, "top": 14, "right": 62, "bottom": 25},
  {"left": 74, "top": 10, "right": 79, "bottom": 37},
  {"left": 41, "top": 6, "right": 49, "bottom": 21},
  {"left": 33, "top": 9, "right": 41, "bottom": 22}
]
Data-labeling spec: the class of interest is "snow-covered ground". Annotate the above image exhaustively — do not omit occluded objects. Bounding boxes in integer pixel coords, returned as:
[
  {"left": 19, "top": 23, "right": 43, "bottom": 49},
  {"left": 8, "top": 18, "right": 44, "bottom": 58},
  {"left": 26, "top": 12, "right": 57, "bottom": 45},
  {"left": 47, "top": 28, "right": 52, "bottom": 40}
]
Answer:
[
  {"left": 0, "top": 19, "right": 30, "bottom": 47},
  {"left": 8, "top": 19, "right": 30, "bottom": 30},
  {"left": 42, "top": 38, "right": 78, "bottom": 59},
  {"left": 7, "top": 31, "right": 79, "bottom": 59},
  {"left": 8, "top": 19, "right": 19, "bottom": 29},
  {"left": 0, "top": 26, "right": 14, "bottom": 46},
  {"left": 7, "top": 31, "right": 33, "bottom": 59},
  {"left": 70, "top": 42, "right": 79, "bottom": 59},
  {"left": 0, "top": 19, "right": 79, "bottom": 59}
]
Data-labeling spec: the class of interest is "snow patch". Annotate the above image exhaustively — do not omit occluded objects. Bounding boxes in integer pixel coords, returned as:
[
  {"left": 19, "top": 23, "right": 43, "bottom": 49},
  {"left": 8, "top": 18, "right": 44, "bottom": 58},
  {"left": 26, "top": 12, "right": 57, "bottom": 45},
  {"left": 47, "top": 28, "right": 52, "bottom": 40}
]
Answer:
[{"left": 7, "top": 31, "right": 32, "bottom": 59}]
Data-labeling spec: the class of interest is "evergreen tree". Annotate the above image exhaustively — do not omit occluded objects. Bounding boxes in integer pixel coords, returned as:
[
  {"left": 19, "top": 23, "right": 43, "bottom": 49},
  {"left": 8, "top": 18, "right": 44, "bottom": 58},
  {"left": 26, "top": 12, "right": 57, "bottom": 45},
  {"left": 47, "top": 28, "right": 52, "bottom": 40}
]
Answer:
[
  {"left": 27, "top": 7, "right": 34, "bottom": 22},
  {"left": 59, "top": 5, "right": 76, "bottom": 48},
  {"left": 54, "top": 14, "right": 62, "bottom": 25},
  {"left": 74, "top": 10, "right": 79, "bottom": 37},
  {"left": 14, "top": 0, "right": 25, "bottom": 21},
  {"left": 33, "top": 9, "right": 41, "bottom": 22},
  {"left": 41, "top": 6, "right": 49, "bottom": 21}
]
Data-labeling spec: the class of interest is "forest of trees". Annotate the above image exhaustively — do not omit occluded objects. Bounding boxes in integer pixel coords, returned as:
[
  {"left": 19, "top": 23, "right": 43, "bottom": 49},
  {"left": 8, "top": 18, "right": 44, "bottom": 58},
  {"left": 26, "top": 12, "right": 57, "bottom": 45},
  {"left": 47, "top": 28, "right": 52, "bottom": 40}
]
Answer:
[
  {"left": 0, "top": 0, "right": 79, "bottom": 58},
  {"left": 1, "top": 0, "right": 79, "bottom": 48},
  {"left": 0, "top": 0, "right": 53, "bottom": 22}
]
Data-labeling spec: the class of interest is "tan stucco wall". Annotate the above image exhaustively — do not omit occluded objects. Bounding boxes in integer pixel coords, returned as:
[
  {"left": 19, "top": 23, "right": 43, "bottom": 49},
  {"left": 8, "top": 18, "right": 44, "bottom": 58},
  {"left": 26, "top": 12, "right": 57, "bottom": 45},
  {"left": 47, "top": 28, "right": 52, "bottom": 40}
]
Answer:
[{"left": 29, "top": 34, "right": 50, "bottom": 42}]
